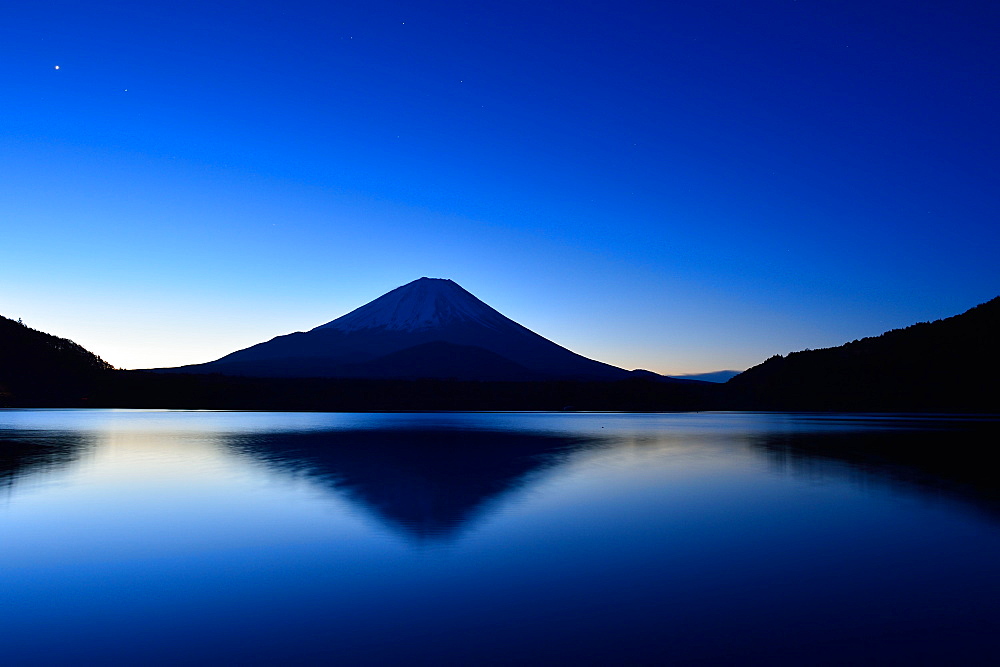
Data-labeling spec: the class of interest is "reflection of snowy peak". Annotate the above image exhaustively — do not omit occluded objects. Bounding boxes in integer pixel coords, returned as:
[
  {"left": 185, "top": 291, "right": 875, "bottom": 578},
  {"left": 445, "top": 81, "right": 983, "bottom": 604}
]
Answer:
[
  {"left": 160, "top": 277, "right": 637, "bottom": 381},
  {"left": 317, "top": 278, "right": 519, "bottom": 333}
]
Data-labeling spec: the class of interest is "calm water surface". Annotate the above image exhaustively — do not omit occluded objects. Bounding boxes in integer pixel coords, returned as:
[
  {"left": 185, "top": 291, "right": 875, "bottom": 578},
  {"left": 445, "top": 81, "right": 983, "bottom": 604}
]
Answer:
[{"left": 1, "top": 410, "right": 998, "bottom": 664}]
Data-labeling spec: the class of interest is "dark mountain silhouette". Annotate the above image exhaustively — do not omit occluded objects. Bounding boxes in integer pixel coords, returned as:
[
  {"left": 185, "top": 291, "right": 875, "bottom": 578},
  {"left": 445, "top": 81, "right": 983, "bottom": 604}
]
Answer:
[
  {"left": 670, "top": 370, "right": 741, "bottom": 383},
  {"left": 727, "top": 296, "right": 1000, "bottom": 412},
  {"left": 226, "top": 427, "right": 597, "bottom": 541},
  {"left": 156, "top": 278, "right": 637, "bottom": 381},
  {"left": 0, "top": 315, "right": 113, "bottom": 406}
]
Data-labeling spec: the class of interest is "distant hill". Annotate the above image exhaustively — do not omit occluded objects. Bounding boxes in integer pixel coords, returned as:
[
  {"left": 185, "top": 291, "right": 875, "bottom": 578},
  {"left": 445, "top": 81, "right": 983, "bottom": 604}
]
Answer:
[
  {"left": 670, "top": 370, "right": 741, "bottom": 383},
  {"left": 0, "top": 315, "right": 113, "bottom": 405},
  {"left": 727, "top": 297, "right": 1000, "bottom": 412},
  {"left": 156, "top": 277, "right": 643, "bottom": 381}
]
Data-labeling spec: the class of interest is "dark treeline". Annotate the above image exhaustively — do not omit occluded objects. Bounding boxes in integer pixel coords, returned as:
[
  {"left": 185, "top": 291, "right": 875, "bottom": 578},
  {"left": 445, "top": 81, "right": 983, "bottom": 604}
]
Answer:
[
  {"left": 0, "top": 315, "right": 114, "bottom": 406},
  {"left": 88, "top": 372, "right": 723, "bottom": 412},
  {"left": 728, "top": 296, "right": 999, "bottom": 413}
]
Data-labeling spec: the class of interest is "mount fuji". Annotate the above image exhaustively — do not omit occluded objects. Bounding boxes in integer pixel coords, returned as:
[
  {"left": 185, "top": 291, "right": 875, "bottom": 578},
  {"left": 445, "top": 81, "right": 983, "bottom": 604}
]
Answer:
[{"left": 159, "top": 278, "right": 643, "bottom": 381}]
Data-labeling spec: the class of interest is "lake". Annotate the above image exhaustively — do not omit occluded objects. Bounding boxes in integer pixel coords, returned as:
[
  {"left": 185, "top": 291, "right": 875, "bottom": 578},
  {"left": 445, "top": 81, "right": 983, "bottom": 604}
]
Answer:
[{"left": 2, "top": 410, "right": 998, "bottom": 664}]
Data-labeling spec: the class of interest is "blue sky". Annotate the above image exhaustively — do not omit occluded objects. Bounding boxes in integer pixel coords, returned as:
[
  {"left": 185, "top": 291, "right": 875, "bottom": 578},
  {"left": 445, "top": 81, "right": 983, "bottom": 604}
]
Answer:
[{"left": 2, "top": 1, "right": 998, "bottom": 373}]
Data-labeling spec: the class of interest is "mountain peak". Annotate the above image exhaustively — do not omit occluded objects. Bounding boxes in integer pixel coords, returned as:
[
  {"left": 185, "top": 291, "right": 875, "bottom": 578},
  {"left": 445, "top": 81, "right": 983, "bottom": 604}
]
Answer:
[
  {"left": 159, "top": 277, "right": 634, "bottom": 380},
  {"left": 315, "top": 278, "right": 517, "bottom": 333}
]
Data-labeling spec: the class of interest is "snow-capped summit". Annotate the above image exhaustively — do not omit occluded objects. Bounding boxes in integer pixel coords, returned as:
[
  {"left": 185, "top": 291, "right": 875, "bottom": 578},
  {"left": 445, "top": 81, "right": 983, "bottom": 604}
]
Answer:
[
  {"left": 317, "top": 278, "right": 520, "bottom": 334},
  {"left": 159, "top": 278, "right": 640, "bottom": 381}
]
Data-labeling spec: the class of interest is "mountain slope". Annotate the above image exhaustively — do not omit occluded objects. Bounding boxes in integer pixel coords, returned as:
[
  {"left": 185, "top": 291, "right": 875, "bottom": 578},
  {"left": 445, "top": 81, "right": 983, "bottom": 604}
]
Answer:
[
  {"left": 0, "top": 315, "right": 114, "bottom": 405},
  {"left": 727, "top": 296, "right": 1000, "bottom": 412},
  {"left": 316, "top": 277, "right": 521, "bottom": 333},
  {"left": 161, "top": 278, "right": 634, "bottom": 380}
]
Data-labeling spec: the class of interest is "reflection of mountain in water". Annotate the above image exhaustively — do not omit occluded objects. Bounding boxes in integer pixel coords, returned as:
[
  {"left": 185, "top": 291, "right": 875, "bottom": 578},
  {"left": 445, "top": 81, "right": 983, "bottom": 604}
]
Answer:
[
  {"left": 0, "top": 432, "right": 92, "bottom": 495},
  {"left": 226, "top": 417, "right": 1000, "bottom": 540},
  {"left": 228, "top": 428, "right": 598, "bottom": 541},
  {"left": 748, "top": 417, "right": 1000, "bottom": 519}
]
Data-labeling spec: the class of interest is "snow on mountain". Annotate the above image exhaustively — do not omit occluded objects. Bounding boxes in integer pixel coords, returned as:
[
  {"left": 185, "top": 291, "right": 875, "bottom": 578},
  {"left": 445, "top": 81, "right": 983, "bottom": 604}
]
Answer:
[
  {"left": 316, "top": 277, "right": 519, "bottom": 333},
  {"left": 157, "top": 277, "right": 641, "bottom": 380}
]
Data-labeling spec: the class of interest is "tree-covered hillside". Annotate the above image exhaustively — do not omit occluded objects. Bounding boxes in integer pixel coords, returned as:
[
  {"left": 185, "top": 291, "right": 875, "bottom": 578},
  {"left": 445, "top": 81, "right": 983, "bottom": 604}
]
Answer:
[
  {"left": 727, "top": 296, "right": 1000, "bottom": 412},
  {"left": 0, "top": 315, "right": 114, "bottom": 405}
]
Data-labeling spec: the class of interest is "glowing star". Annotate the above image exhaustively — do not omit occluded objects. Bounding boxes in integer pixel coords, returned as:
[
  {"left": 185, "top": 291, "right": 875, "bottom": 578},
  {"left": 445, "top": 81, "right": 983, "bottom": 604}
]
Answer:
[{"left": 54, "top": 65, "right": 60, "bottom": 70}]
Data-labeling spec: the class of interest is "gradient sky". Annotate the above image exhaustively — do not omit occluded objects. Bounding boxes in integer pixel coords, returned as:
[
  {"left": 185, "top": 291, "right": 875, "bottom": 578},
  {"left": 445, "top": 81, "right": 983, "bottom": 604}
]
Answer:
[{"left": 2, "top": 1, "right": 998, "bottom": 374}]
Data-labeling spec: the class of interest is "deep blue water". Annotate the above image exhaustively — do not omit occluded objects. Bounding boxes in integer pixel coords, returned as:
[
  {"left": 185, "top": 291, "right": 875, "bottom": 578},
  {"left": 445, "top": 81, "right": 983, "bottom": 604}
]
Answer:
[{"left": 1, "top": 410, "right": 998, "bottom": 665}]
